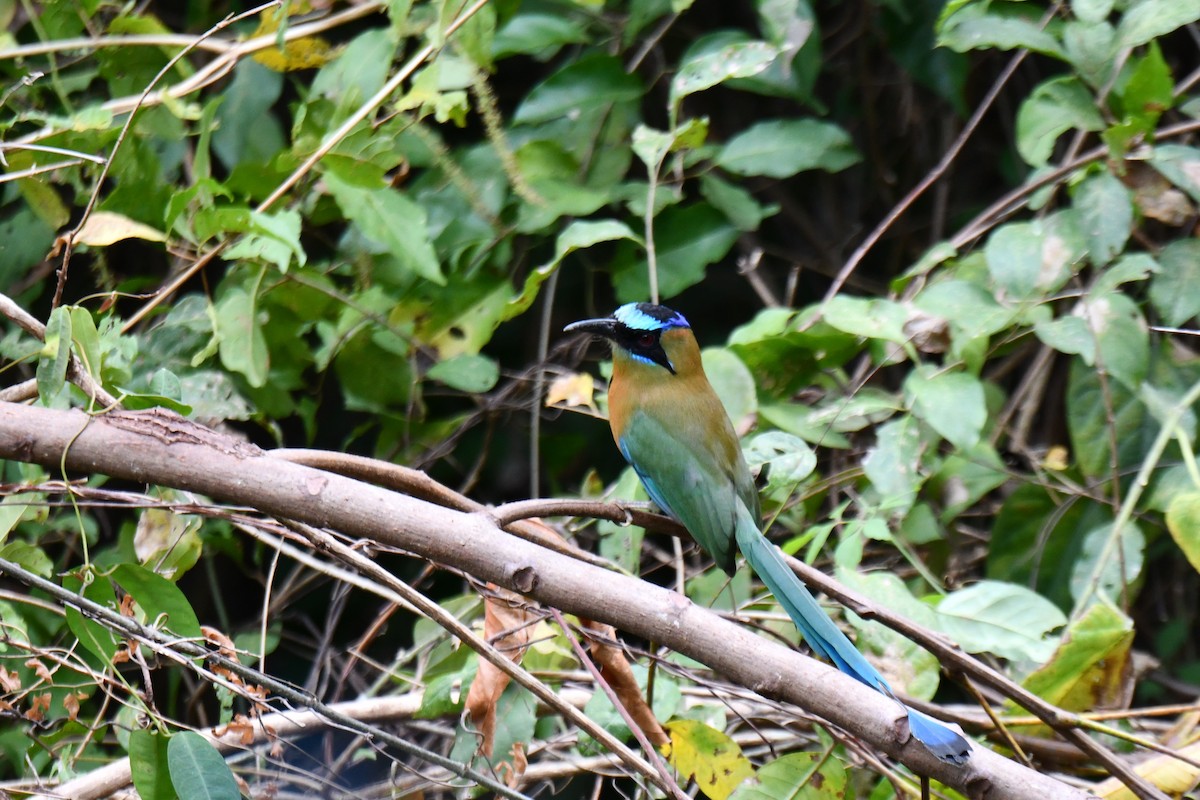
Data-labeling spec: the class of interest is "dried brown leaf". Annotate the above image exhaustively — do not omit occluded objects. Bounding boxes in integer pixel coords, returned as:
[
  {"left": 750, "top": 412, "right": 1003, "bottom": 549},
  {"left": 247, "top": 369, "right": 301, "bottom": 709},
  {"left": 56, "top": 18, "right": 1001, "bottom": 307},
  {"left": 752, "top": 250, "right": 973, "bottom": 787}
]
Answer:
[
  {"left": 465, "top": 583, "right": 535, "bottom": 757},
  {"left": 580, "top": 618, "right": 668, "bottom": 746}
]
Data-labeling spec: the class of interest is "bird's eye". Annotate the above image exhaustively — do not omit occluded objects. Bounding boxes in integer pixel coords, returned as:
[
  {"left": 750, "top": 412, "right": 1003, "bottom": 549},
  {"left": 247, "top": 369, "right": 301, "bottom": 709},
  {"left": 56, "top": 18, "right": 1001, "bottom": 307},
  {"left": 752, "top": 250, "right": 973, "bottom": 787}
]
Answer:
[{"left": 636, "top": 332, "right": 656, "bottom": 349}]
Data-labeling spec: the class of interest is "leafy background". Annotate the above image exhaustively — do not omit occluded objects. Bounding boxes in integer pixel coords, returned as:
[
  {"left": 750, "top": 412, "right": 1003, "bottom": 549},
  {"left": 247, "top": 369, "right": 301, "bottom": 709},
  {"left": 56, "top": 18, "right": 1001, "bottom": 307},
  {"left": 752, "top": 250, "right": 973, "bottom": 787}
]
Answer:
[{"left": 1, "top": 0, "right": 1199, "bottom": 797}]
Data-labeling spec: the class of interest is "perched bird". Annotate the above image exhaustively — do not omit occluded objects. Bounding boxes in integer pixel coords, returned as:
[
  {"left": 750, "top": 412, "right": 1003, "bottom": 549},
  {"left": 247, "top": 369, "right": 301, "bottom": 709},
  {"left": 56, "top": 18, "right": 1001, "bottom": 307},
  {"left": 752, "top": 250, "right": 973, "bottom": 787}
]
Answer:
[{"left": 565, "top": 302, "right": 970, "bottom": 765}]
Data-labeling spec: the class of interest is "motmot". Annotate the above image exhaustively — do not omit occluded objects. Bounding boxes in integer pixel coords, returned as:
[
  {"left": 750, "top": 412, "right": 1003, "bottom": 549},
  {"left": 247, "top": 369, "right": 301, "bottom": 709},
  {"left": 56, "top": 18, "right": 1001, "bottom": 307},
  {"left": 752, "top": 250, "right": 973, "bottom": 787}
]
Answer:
[{"left": 565, "top": 302, "right": 971, "bottom": 765}]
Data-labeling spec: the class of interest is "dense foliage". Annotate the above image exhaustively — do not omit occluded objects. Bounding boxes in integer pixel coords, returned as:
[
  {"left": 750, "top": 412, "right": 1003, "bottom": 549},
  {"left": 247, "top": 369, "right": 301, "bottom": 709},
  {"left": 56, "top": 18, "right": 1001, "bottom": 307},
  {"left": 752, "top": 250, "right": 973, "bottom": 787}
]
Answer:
[{"left": 1, "top": 0, "right": 1199, "bottom": 797}]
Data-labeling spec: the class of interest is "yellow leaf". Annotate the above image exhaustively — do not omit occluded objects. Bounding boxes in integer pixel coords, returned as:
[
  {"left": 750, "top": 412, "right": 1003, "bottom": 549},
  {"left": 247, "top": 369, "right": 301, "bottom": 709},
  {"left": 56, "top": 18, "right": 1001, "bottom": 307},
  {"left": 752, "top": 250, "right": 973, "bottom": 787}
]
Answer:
[
  {"left": 253, "top": 37, "right": 337, "bottom": 71},
  {"left": 1166, "top": 491, "right": 1200, "bottom": 575},
  {"left": 75, "top": 212, "right": 166, "bottom": 246},
  {"left": 1093, "top": 741, "right": 1200, "bottom": 799},
  {"left": 1042, "top": 444, "right": 1070, "bottom": 471},
  {"left": 545, "top": 372, "right": 595, "bottom": 409},
  {"left": 249, "top": 6, "right": 337, "bottom": 71},
  {"left": 662, "top": 719, "right": 755, "bottom": 800},
  {"left": 1020, "top": 600, "right": 1134, "bottom": 724}
]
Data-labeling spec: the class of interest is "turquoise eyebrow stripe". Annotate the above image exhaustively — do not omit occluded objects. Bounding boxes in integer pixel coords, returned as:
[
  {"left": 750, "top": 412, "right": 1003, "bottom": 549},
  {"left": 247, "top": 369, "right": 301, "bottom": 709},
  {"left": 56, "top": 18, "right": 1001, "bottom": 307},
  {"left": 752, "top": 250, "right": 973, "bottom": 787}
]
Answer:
[{"left": 613, "top": 303, "right": 690, "bottom": 331}]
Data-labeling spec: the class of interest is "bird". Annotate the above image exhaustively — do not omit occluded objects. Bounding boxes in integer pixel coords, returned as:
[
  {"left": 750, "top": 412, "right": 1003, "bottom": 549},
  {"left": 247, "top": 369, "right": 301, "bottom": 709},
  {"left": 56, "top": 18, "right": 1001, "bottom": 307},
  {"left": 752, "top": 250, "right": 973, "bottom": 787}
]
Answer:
[{"left": 565, "top": 302, "right": 971, "bottom": 765}]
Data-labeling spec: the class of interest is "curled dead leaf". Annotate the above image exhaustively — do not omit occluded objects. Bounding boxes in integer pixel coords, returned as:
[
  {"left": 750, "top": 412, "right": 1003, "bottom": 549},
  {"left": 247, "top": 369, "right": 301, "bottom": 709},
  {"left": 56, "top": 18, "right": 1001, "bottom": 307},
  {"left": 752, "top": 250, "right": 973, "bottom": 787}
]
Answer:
[
  {"left": 580, "top": 618, "right": 668, "bottom": 746},
  {"left": 465, "top": 583, "right": 535, "bottom": 757},
  {"left": 75, "top": 211, "right": 166, "bottom": 247}
]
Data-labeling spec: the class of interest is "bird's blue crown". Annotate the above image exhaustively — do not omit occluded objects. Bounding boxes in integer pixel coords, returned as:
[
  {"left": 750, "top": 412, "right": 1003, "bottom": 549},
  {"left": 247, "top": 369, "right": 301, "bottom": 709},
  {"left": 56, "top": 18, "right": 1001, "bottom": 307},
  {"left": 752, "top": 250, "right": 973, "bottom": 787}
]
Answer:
[{"left": 613, "top": 302, "right": 690, "bottom": 332}]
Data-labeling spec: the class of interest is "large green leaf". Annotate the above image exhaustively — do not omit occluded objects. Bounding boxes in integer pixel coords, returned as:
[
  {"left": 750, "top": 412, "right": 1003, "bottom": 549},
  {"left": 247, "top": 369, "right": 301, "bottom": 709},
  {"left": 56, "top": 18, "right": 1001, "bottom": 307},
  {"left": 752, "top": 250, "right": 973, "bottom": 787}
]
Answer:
[
  {"left": 984, "top": 212, "right": 1085, "bottom": 298},
  {"left": 111, "top": 563, "right": 203, "bottom": 641},
  {"left": 670, "top": 41, "right": 779, "bottom": 106},
  {"left": 1073, "top": 171, "right": 1131, "bottom": 266},
  {"left": 129, "top": 730, "right": 174, "bottom": 800},
  {"left": 612, "top": 203, "right": 737, "bottom": 301},
  {"left": 323, "top": 172, "right": 443, "bottom": 285},
  {"left": 905, "top": 366, "right": 987, "bottom": 451},
  {"left": 1150, "top": 240, "right": 1200, "bottom": 326},
  {"left": 514, "top": 53, "right": 642, "bottom": 124},
  {"left": 936, "top": 580, "right": 1065, "bottom": 662},
  {"left": 1022, "top": 600, "right": 1134, "bottom": 711},
  {"left": 1069, "top": 521, "right": 1145, "bottom": 606},
  {"left": 730, "top": 751, "right": 848, "bottom": 800},
  {"left": 1167, "top": 492, "right": 1200, "bottom": 576},
  {"left": 938, "top": 4, "right": 1067, "bottom": 59},
  {"left": 862, "top": 416, "right": 922, "bottom": 513},
  {"left": 715, "top": 118, "right": 858, "bottom": 178},
  {"left": 1015, "top": 76, "right": 1104, "bottom": 167},
  {"left": 168, "top": 732, "right": 243, "bottom": 800},
  {"left": 1115, "top": 0, "right": 1200, "bottom": 48}
]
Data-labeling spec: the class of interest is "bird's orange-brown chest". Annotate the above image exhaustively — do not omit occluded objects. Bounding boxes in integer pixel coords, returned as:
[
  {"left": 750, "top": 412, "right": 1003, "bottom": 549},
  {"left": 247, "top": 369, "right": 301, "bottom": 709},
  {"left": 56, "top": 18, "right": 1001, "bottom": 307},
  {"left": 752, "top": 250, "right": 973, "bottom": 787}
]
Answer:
[{"left": 606, "top": 327, "right": 742, "bottom": 469}]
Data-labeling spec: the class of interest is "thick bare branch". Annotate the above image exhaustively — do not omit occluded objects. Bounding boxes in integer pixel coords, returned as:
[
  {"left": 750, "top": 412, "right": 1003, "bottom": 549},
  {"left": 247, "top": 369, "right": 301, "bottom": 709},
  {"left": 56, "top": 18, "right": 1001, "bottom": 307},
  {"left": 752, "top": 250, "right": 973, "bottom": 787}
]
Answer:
[{"left": 0, "top": 402, "right": 1092, "bottom": 800}]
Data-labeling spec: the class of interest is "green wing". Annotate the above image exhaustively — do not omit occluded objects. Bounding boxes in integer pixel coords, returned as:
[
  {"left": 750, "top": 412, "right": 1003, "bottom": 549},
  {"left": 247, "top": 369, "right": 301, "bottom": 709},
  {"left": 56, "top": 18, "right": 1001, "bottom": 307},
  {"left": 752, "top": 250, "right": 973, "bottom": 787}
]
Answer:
[{"left": 617, "top": 409, "right": 745, "bottom": 574}]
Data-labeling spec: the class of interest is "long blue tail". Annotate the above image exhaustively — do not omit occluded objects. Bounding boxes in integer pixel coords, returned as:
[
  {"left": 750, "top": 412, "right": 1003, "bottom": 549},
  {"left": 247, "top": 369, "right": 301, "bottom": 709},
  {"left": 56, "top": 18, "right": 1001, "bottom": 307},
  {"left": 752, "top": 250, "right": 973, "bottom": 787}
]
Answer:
[{"left": 734, "top": 504, "right": 971, "bottom": 765}]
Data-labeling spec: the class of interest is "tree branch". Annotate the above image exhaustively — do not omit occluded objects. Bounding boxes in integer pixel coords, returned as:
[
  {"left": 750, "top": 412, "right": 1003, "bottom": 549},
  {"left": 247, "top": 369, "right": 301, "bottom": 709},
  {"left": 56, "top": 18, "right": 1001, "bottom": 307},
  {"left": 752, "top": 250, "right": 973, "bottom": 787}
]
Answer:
[{"left": 0, "top": 403, "right": 1093, "bottom": 799}]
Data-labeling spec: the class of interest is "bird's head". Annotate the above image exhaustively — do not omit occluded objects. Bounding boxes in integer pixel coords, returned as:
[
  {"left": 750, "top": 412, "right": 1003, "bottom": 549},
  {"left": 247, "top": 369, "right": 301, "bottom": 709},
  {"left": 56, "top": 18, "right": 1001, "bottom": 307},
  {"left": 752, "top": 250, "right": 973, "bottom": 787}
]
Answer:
[{"left": 565, "top": 302, "right": 694, "bottom": 375}]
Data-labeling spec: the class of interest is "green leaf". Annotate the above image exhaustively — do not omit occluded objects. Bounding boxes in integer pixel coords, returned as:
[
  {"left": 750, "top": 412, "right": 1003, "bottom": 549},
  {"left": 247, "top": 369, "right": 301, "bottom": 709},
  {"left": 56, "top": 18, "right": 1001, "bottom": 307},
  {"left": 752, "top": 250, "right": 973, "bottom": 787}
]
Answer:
[
  {"left": 702, "top": 347, "right": 757, "bottom": 426},
  {"left": 1112, "top": 41, "right": 1173, "bottom": 142},
  {"left": 598, "top": 467, "right": 648, "bottom": 574},
  {"left": 112, "top": 563, "right": 203, "bottom": 641},
  {"left": 862, "top": 416, "right": 922, "bottom": 513},
  {"left": 985, "top": 212, "right": 1084, "bottom": 298},
  {"left": 1148, "top": 144, "right": 1200, "bottom": 203},
  {"left": 1063, "top": 19, "right": 1116, "bottom": 88},
  {"left": 168, "top": 731, "right": 243, "bottom": 800},
  {"left": 670, "top": 41, "right": 779, "bottom": 106},
  {"left": 0, "top": 540, "right": 53, "bottom": 578},
  {"left": 492, "top": 12, "right": 589, "bottom": 59},
  {"left": 425, "top": 354, "right": 499, "bottom": 393},
  {"left": 1022, "top": 600, "right": 1134, "bottom": 711},
  {"left": 730, "top": 751, "right": 848, "bottom": 800},
  {"left": 129, "top": 729, "right": 174, "bottom": 800},
  {"left": 988, "top": 484, "right": 1090, "bottom": 608},
  {"left": 744, "top": 431, "right": 817, "bottom": 492},
  {"left": 1073, "top": 171, "right": 1131, "bottom": 265},
  {"left": 0, "top": 498, "right": 28, "bottom": 545},
  {"left": 311, "top": 28, "right": 397, "bottom": 105},
  {"left": 1150, "top": 240, "right": 1200, "bottom": 326},
  {"left": 936, "top": 580, "right": 1066, "bottom": 662},
  {"left": 222, "top": 209, "right": 306, "bottom": 273},
  {"left": 63, "top": 568, "right": 120, "bottom": 664},
  {"left": 938, "top": 5, "right": 1067, "bottom": 58},
  {"left": 1016, "top": 76, "right": 1104, "bottom": 167},
  {"left": 716, "top": 118, "right": 858, "bottom": 177},
  {"left": 663, "top": 719, "right": 755, "bottom": 800},
  {"left": 1073, "top": 0, "right": 1114, "bottom": 25},
  {"left": 912, "top": 279, "right": 1014, "bottom": 342},
  {"left": 1115, "top": 0, "right": 1200, "bottom": 48},
  {"left": 1066, "top": 357, "right": 1150, "bottom": 477},
  {"left": 1166, "top": 491, "right": 1200, "bottom": 575},
  {"left": 212, "top": 60, "right": 284, "bottom": 169},
  {"left": 612, "top": 203, "right": 737, "bottom": 302},
  {"left": 37, "top": 306, "right": 72, "bottom": 403},
  {"left": 1069, "top": 521, "right": 1145, "bottom": 605},
  {"left": 323, "top": 172, "right": 443, "bottom": 285},
  {"left": 821, "top": 296, "right": 909, "bottom": 344},
  {"left": 905, "top": 366, "right": 987, "bottom": 450},
  {"left": 505, "top": 220, "right": 641, "bottom": 321},
  {"left": 214, "top": 287, "right": 269, "bottom": 389},
  {"left": 699, "top": 173, "right": 774, "bottom": 231},
  {"left": 514, "top": 53, "right": 643, "bottom": 124},
  {"left": 1092, "top": 252, "right": 1158, "bottom": 295},
  {"left": 1034, "top": 314, "right": 1094, "bottom": 360},
  {"left": 417, "top": 646, "right": 477, "bottom": 718},
  {"left": 1082, "top": 289, "right": 1148, "bottom": 388}
]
